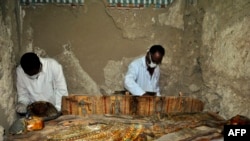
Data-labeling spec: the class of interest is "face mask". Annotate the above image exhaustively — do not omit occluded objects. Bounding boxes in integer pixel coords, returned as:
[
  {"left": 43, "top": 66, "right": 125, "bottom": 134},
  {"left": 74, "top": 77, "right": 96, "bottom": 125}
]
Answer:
[
  {"left": 27, "top": 73, "right": 40, "bottom": 80},
  {"left": 148, "top": 53, "right": 157, "bottom": 68}
]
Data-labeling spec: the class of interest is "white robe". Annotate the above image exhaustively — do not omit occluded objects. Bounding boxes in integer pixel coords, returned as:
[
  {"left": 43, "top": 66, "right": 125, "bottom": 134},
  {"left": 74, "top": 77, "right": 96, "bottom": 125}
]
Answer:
[
  {"left": 16, "top": 57, "right": 68, "bottom": 111},
  {"left": 124, "top": 56, "right": 160, "bottom": 96}
]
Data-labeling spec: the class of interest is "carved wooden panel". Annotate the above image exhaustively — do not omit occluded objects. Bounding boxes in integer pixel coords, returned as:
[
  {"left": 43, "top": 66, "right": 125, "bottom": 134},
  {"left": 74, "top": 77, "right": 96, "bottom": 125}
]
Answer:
[{"left": 62, "top": 94, "right": 204, "bottom": 116}]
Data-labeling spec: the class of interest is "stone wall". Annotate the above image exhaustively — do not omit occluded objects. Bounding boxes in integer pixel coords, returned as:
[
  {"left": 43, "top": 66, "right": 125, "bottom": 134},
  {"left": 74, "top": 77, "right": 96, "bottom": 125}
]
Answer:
[
  {"left": 200, "top": 0, "right": 250, "bottom": 118},
  {"left": 0, "top": 0, "right": 18, "bottom": 137},
  {"left": 0, "top": 1, "right": 250, "bottom": 138}
]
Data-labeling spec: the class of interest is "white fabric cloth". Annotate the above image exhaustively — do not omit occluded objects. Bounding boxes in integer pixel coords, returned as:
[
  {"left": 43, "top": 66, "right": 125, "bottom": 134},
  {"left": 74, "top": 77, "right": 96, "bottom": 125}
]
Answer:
[
  {"left": 124, "top": 56, "right": 160, "bottom": 96},
  {"left": 16, "top": 57, "right": 68, "bottom": 111}
]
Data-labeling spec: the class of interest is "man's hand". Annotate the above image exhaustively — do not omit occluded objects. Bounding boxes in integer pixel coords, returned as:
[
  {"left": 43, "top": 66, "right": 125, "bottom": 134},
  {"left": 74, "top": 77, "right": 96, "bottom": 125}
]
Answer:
[{"left": 16, "top": 103, "right": 27, "bottom": 114}]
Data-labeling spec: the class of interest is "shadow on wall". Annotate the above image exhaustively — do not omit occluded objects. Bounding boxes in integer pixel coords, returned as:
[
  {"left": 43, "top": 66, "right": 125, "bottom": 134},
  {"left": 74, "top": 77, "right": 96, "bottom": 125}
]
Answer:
[{"left": 34, "top": 44, "right": 101, "bottom": 95}]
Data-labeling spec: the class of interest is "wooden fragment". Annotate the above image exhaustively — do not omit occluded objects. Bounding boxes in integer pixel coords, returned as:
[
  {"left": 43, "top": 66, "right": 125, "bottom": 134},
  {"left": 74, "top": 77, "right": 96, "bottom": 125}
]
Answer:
[
  {"left": 137, "top": 96, "right": 155, "bottom": 116},
  {"left": 102, "top": 95, "right": 131, "bottom": 115}
]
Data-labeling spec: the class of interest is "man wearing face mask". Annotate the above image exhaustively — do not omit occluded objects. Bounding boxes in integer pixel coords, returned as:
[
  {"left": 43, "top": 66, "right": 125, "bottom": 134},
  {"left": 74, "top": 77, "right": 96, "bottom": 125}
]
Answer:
[
  {"left": 15, "top": 52, "right": 68, "bottom": 115},
  {"left": 124, "top": 45, "right": 165, "bottom": 96}
]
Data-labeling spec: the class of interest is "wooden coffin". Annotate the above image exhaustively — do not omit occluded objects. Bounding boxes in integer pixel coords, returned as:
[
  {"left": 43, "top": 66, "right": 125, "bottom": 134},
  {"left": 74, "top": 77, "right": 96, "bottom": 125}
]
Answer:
[{"left": 61, "top": 94, "right": 204, "bottom": 116}]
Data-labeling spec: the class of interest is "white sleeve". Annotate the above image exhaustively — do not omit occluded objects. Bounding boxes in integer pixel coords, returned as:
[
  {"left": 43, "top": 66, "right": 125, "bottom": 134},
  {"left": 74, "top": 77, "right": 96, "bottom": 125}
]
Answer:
[
  {"left": 156, "top": 69, "right": 161, "bottom": 96},
  {"left": 16, "top": 67, "right": 31, "bottom": 105},
  {"left": 51, "top": 60, "right": 68, "bottom": 111},
  {"left": 124, "top": 62, "right": 145, "bottom": 96}
]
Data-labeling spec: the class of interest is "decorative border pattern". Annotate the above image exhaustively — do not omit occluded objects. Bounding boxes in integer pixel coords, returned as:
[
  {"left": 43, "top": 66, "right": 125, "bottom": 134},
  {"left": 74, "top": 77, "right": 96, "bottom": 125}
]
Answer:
[
  {"left": 106, "top": 0, "right": 174, "bottom": 8},
  {"left": 20, "top": 0, "right": 84, "bottom": 5}
]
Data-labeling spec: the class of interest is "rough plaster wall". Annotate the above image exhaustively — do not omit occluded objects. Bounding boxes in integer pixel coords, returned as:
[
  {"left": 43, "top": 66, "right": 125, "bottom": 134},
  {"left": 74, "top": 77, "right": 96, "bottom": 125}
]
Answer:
[
  {"left": 102, "top": 57, "right": 135, "bottom": 94},
  {"left": 0, "top": 126, "right": 3, "bottom": 141},
  {"left": 54, "top": 43, "right": 101, "bottom": 94},
  {"left": 0, "top": 0, "right": 17, "bottom": 136},
  {"left": 105, "top": 0, "right": 185, "bottom": 95},
  {"left": 165, "top": 0, "right": 204, "bottom": 97},
  {"left": 21, "top": 0, "right": 150, "bottom": 86},
  {"left": 19, "top": 24, "right": 101, "bottom": 95},
  {"left": 200, "top": 0, "right": 250, "bottom": 118},
  {"left": 106, "top": 0, "right": 184, "bottom": 39},
  {"left": 20, "top": 0, "right": 185, "bottom": 95},
  {"left": 16, "top": 0, "right": 250, "bottom": 122},
  {"left": 158, "top": 0, "right": 184, "bottom": 29},
  {"left": 32, "top": 46, "right": 101, "bottom": 95}
]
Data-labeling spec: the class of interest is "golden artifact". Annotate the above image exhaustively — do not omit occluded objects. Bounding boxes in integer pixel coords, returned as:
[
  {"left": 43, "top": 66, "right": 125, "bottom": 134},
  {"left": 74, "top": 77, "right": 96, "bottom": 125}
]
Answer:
[
  {"left": 7, "top": 112, "right": 228, "bottom": 141},
  {"left": 47, "top": 122, "right": 144, "bottom": 141}
]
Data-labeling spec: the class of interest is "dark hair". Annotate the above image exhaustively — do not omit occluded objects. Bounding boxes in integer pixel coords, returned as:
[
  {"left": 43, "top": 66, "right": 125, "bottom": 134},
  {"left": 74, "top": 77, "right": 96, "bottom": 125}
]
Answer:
[
  {"left": 20, "top": 52, "right": 41, "bottom": 73},
  {"left": 149, "top": 45, "right": 165, "bottom": 56}
]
